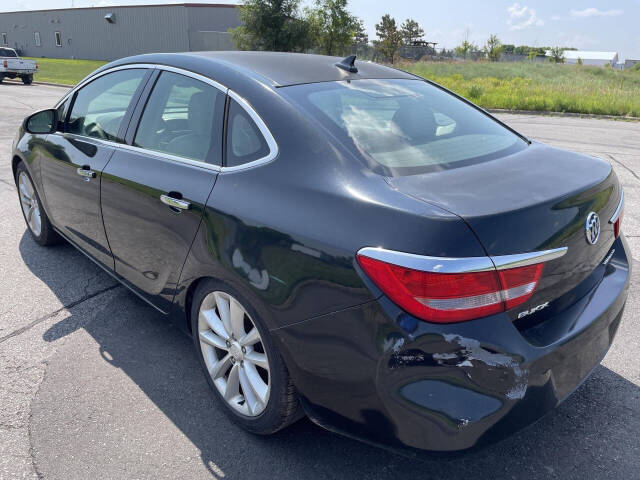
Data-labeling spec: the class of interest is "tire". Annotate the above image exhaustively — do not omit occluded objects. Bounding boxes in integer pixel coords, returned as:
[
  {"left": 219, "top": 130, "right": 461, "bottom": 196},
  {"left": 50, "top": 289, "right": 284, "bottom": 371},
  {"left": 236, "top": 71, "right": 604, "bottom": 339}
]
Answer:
[
  {"left": 191, "top": 279, "right": 303, "bottom": 434},
  {"left": 0, "top": 75, "right": 4, "bottom": 84},
  {"left": 15, "top": 162, "right": 61, "bottom": 246},
  {"left": 21, "top": 74, "right": 33, "bottom": 85}
]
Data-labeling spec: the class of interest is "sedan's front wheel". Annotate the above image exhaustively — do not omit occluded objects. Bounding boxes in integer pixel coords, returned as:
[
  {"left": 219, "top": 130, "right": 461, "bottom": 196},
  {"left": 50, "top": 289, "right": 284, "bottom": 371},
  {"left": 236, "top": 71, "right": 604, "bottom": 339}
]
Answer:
[
  {"left": 191, "top": 280, "right": 302, "bottom": 434},
  {"left": 15, "top": 162, "right": 60, "bottom": 246}
]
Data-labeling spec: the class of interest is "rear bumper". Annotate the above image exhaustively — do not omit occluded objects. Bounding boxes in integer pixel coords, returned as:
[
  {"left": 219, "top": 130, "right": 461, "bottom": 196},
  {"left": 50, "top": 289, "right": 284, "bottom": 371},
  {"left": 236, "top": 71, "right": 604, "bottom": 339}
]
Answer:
[
  {"left": 273, "top": 236, "right": 631, "bottom": 453},
  {"left": 1, "top": 70, "right": 35, "bottom": 75}
]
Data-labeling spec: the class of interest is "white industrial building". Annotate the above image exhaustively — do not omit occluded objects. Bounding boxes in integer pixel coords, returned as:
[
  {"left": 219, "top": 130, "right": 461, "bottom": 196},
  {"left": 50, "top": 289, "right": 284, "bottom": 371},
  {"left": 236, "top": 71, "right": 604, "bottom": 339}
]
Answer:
[{"left": 548, "top": 50, "right": 619, "bottom": 67}]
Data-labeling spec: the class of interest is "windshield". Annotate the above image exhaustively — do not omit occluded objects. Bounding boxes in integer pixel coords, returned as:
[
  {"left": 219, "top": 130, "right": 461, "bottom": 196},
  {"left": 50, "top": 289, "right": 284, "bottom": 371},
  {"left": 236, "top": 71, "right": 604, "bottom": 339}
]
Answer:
[
  {"left": 0, "top": 48, "right": 17, "bottom": 57},
  {"left": 282, "top": 79, "right": 527, "bottom": 176}
]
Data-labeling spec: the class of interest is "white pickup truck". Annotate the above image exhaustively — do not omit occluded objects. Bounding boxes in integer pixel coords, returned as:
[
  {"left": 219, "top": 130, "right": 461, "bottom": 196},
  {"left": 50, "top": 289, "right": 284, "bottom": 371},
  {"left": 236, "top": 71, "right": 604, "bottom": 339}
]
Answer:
[{"left": 0, "top": 48, "right": 37, "bottom": 85}]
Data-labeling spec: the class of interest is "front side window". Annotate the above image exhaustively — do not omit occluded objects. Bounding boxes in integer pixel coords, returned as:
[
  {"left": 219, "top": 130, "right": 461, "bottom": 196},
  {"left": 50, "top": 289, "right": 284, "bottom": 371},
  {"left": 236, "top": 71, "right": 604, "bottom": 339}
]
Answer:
[
  {"left": 1, "top": 33, "right": 7, "bottom": 46},
  {"left": 282, "top": 79, "right": 527, "bottom": 176},
  {"left": 133, "top": 71, "right": 224, "bottom": 164},
  {"left": 225, "top": 98, "right": 270, "bottom": 168},
  {"left": 67, "top": 69, "right": 146, "bottom": 141},
  {"left": 34, "top": 32, "right": 41, "bottom": 47},
  {"left": 54, "top": 31, "right": 62, "bottom": 47}
]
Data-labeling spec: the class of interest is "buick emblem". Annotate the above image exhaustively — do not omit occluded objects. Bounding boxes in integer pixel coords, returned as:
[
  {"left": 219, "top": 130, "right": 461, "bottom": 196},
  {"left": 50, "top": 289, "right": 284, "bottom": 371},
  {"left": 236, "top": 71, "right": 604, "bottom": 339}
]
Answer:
[{"left": 585, "top": 212, "right": 600, "bottom": 245}]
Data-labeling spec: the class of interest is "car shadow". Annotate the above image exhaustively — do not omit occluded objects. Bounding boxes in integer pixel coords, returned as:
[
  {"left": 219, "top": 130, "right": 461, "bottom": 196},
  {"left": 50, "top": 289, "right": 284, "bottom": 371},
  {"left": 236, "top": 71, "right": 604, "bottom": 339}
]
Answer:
[{"left": 19, "top": 230, "right": 640, "bottom": 479}]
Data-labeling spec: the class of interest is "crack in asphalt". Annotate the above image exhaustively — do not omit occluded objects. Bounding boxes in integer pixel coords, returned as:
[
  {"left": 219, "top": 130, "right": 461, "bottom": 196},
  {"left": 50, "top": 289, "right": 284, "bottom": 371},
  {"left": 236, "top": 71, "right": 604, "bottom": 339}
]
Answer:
[
  {"left": 0, "top": 178, "right": 16, "bottom": 189},
  {"left": 0, "top": 284, "right": 120, "bottom": 345},
  {"left": 607, "top": 154, "right": 640, "bottom": 182}
]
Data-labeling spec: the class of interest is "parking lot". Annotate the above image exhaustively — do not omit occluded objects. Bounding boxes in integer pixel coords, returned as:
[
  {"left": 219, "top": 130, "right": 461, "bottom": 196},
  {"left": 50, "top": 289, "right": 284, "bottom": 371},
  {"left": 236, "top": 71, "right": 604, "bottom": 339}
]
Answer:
[{"left": 0, "top": 82, "right": 639, "bottom": 480}]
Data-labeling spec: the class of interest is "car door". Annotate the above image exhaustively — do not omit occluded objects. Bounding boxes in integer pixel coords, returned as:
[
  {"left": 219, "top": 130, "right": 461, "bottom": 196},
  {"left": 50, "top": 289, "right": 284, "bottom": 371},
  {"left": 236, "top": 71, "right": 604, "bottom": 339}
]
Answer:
[
  {"left": 100, "top": 68, "right": 225, "bottom": 313},
  {"left": 41, "top": 67, "right": 150, "bottom": 268}
]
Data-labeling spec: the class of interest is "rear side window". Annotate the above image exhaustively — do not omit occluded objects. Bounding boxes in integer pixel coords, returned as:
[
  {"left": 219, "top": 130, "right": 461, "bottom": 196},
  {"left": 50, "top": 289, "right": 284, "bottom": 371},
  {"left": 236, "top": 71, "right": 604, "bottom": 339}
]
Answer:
[
  {"left": 133, "top": 71, "right": 224, "bottom": 164},
  {"left": 67, "top": 69, "right": 146, "bottom": 141},
  {"left": 225, "top": 98, "right": 270, "bottom": 168},
  {"left": 282, "top": 79, "right": 527, "bottom": 176}
]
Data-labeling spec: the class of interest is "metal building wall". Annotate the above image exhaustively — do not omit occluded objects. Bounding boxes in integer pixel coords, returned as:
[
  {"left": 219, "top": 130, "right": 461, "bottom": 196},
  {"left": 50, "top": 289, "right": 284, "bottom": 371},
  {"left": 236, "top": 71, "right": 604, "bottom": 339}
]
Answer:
[
  {"left": 186, "top": 5, "right": 241, "bottom": 52},
  {"left": 0, "top": 4, "right": 239, "bottom": 61}
]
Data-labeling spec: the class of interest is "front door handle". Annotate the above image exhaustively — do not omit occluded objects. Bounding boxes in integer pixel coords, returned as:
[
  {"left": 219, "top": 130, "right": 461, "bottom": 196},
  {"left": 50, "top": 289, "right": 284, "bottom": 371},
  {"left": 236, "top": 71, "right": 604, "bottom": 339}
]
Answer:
[
  {"left": 160, "top": 194, "right": 191, "bottom": 211},
  {"left": 76, "top": 165, "right": 96, "bottom": 179}
]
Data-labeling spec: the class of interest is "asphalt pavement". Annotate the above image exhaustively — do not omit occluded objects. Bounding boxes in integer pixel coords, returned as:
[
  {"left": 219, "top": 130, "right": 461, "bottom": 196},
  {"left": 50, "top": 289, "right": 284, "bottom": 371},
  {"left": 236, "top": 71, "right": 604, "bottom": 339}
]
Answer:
[{"left": 0, "top": 82, "right": 638, "bottom": 480}]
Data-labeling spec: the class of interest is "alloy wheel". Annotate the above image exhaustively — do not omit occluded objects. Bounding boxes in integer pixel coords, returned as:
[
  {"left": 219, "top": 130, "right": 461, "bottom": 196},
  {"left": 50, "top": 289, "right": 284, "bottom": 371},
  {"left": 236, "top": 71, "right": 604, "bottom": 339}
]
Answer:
[
  {"left": 198, "top": 291, "right": 270, "bottom": 416},
  {"left": 18, "top": 171, "right": 42, "bottom": 237}
]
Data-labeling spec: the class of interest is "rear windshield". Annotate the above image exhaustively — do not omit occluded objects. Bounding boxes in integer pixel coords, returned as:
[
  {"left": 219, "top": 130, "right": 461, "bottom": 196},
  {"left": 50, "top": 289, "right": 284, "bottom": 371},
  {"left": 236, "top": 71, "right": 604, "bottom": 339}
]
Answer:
[
  {"left": 281, "top": 79, "right": 527, "bottom": 176},
  {"left": 0, "top": 48, "right": 17, "bottom": 57}
]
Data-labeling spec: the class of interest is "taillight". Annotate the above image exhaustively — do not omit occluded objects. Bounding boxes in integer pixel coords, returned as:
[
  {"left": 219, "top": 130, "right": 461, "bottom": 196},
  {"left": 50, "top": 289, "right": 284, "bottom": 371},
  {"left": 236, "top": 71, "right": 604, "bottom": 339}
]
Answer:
[
  {"left": 357, "top": 254, "right": 544, "bottom": 323},
  {"left": 611, "top": 189, "right": 624, "bottom": 239},
  {"left": 613, "top": 209, "right": 623, "bottom": 238},
  {"left": 35, "top": 62, "right": 38, "bottom": 70},
  {"left": 3, "top": 60, "right": 7, "bottom": 68}
]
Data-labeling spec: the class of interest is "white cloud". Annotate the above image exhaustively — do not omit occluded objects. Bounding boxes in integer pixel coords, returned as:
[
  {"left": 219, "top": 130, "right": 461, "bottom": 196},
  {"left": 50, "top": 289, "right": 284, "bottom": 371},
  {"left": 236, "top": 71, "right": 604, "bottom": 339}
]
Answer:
[
  {"left": 570, "top": 8, "right": 623, "bottom": 18},
  {"left": 507, "top": 3, "right": 544, "bottom": 31}
]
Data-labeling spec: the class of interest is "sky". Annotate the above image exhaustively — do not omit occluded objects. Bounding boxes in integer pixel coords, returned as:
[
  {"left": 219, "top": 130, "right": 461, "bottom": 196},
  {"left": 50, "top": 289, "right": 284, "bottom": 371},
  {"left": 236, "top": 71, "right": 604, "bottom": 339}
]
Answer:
[{"left": 2, "top": 0, "right": 639, "bottom": 61}]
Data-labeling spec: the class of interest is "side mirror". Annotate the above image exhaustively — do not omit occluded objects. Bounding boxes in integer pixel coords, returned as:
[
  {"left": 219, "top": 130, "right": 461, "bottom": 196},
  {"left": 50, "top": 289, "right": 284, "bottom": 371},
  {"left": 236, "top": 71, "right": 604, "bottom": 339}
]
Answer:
[{"left": 24, "top": 109, "right": 58, "bottom": 134}]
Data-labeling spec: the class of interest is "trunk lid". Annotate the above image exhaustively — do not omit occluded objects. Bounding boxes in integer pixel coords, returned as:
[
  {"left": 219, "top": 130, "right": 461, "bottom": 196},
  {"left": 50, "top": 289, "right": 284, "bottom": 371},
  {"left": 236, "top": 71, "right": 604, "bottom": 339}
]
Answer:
[{"left": 387, "top": 142, "right": 621, "bottom": 321}]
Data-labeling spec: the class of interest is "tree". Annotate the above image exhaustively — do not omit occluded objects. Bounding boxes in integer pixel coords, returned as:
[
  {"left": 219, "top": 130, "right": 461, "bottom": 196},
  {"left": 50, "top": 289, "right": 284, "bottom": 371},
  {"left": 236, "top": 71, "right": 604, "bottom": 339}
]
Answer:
[
  {"left": 307, "top": 0, "right": 358, "bottom": 56},
  {"left": 455, "top": 40, "right": 478, "bottom": 59},
  {"left": 484, "top": 34, "right": 503, "bottom": 62},
  {"left": 502, "top": 44, "right": 515, "bottom": 55},
  {"left": 454, "top": 28, "right": 478, "bottom": 60},
  {"left": 375, "top": 14, "right": 402, "bottom": 63},
  {"left": 548, "top": 46, "right": 565, "bottom": 63},
  {"left": 230, "top": 0, "right": 311, "bottom": 52},
  {"left": 352, "top": 19, "right": 369, "bottom": 56},
  {"left": 400, "top": 18, "right": 424, "bottom": 46},
  {"left": 577, "top": 57, "right": 583, "bottom": 66}
]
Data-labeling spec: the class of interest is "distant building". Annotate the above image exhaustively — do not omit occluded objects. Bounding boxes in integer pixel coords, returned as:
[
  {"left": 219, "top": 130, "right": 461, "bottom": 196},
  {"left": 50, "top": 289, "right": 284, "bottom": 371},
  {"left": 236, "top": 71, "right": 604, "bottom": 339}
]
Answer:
[
  {"left": 0, "top": 3, "right": 241, "bottom": 61},
  {"left": 548, "top": 50, "right": 619, "bottom": 67},
  {"left": 625, "top": 59, "right": 639, "bottom": 69}
]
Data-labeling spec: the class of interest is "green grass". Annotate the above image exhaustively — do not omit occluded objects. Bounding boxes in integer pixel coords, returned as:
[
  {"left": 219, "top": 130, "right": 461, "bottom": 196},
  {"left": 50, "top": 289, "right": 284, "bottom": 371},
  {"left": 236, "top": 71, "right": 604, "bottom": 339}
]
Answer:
[
  {"left": 26, "top": 57, "right": 107, "bottom": 85},
  {"left": 401, "top": 61, "right": 640, "bottom": 117}
]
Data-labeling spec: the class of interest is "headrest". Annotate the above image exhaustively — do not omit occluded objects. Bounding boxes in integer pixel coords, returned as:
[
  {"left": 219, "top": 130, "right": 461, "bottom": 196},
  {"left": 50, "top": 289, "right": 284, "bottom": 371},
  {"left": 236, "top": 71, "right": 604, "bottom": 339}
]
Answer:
[
  {"left": 391, "top": 105, "right": 436, "bottom": 143},
  {"left": 188, "top": 91, "right": 214, "bottom": 136}
]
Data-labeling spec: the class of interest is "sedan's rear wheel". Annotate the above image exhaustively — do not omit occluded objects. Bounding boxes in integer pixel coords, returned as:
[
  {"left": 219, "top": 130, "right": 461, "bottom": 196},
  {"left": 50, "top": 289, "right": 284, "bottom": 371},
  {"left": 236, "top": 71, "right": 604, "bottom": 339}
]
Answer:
[
  {"left": 15, "top": 162, "right": 60, "bottom": 246},
  {"left": 192, "top": 280, "right": 302, "bottom": 434},
  {"left": 198, "top": 290, "right": 271, "bottom": 416}
]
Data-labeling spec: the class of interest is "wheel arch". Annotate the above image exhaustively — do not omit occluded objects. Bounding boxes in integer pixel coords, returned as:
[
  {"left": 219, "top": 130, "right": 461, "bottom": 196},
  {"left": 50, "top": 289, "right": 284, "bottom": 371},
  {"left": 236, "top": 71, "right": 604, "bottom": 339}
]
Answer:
[
  {"left": 182, "top": 275, "right": 211, "bottom": 335},
  {"left": 12, "top": 154, "right": 24, "bottom": 181}
]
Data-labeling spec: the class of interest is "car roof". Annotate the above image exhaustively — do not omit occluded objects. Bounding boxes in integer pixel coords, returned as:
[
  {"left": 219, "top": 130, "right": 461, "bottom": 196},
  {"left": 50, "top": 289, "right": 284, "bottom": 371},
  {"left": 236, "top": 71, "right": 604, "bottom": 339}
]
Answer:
[{"left": 103, "top": 51, "right": 418, "bottom": 88}]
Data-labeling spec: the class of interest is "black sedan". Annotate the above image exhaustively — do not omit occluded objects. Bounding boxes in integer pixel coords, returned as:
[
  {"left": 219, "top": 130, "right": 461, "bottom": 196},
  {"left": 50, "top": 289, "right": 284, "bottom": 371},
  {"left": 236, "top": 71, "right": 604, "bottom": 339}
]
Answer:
[{"left": 11, "top": 52, "right": 629, "bottom": 453}]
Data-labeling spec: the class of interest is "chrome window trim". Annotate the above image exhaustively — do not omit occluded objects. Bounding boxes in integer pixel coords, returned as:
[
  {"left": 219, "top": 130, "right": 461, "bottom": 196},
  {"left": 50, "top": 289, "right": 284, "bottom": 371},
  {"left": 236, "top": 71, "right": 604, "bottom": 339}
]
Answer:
[
  {"left": 154, "top": 64, "right": 228, "bottom": 94},
  {"left": 117, "top": 143, "right": 222, "bottom": 172},
  {"left": 357, "top": 246, "right": 568, "bottom": 274},
  {"left": 50, "top": 133, "right": 222, "bottom": 173},
  {"left": 54, "top": 63, "right": 157, "bottom": 108},
  {"left": 53, "top": 63, "right": 278, "bottom": 173},
  {"left": 222, "top": 89, "right": 279, "bottom": 173},
  {"left": 609, "top": 189, "right": 624, "bottom": 224}
]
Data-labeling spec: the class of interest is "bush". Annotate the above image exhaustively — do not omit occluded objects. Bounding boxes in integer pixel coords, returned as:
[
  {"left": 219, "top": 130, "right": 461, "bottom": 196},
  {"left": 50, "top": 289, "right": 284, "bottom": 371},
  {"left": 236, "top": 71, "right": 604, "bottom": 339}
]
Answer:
[{"left": 467, "top": 84, "right": 484, "bottom": 99}]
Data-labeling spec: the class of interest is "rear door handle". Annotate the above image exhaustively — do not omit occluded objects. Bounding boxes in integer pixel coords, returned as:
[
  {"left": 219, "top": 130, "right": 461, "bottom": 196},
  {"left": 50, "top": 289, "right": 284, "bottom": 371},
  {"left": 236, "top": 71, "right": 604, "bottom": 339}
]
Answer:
[
  {"left": 160, "top": 194, "right": 191, "bottom": 211},
  {"left": 76, "top": 165, "right": 96, "bottom": 179}
]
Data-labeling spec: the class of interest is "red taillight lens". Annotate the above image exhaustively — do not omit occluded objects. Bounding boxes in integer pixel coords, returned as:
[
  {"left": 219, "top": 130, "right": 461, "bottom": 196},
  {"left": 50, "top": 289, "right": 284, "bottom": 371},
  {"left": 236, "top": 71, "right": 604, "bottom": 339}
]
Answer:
[
  {"left": 2, "top": 60, "right": 7, "bottom": 68},
  {"left": 35, "top": 62, "right": 38, "bottom": 70},
  {"left": 357, "top": 254, "right": 544, "bottom": 323},
  {"left": 614, "top": 207, "right": 623, "bottom": 238}
]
